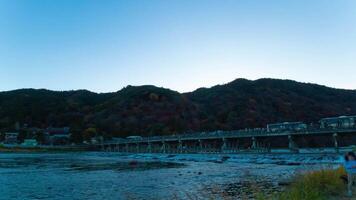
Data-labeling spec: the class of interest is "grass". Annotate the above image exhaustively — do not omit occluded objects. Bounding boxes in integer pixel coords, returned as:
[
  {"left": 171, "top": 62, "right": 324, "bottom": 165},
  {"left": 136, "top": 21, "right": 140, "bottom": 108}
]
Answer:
[
  {"left": 180, "top": 167, "right": 350, "bottom": 200},
  {"left": 259, "top": 167, "right": 348, "bottom": 200}
]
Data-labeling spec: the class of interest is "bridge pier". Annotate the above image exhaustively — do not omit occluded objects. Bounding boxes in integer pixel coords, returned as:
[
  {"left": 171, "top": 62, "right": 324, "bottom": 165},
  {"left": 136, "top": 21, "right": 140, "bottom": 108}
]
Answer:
[
  {"left": 107, "top": 145, "right": 112, "bottom": 152},
  {"left": 147, "top": 142, "right": 152, "bottom": 153},
  {"left": 212, "top": 141, "right": 220, "bottom": 153},
  {"left": 120, "top": 144, "right": 123, "bottom": 152},
  {"left": 252, "top": 137, "right": 257, "bottom": 149},
  {"left": 100, "top": 144, "right": 105, "bottom": 151},
  {"left": 288, "top": 135, "right": 298, "bottom": 153},
  {"left": 161, "top": 141, "right": 166, "bottom": 153},
  {"left": 229, "top": 141, "right": 233, "bottom": 153},
  {"left": 221, "top": 138, "right": 227, "bottom": 153},
  {"left": 178, "top": 139, "right": 182, "bottom": 153},
  {"left": 125, "top": 143, "right": 129, "bottom": 153},
  {"left": 117, "top": 144, "right": 120, "bottom": 152},
  {"left": 333, "top": 133, "right": 339, "bottom": 153},
  {"left": 234, "top": 140, "right": 240, "bottom": 152},
  {"left": 166, "top": 143, "right": 171, "bottom": 153},
  {"left": 135, "top": 143, "right": 138, "bottom": 153},
  {"left": 198, "top": 139, "right": 203, "bottom": 153}
]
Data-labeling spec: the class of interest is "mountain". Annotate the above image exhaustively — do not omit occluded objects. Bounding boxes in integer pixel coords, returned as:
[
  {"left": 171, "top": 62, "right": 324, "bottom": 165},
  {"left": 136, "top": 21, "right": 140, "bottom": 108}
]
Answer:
[
  {"left": 1, "top": 79, "right": 356, "bottom": 139},
  {"left": 187, "top": 78, "right": 356, "bottom": 130}
]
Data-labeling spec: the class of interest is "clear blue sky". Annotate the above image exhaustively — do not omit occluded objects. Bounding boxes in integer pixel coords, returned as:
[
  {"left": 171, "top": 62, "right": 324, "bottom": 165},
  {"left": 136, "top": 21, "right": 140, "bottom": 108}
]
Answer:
[{"left": 1, "top": 0, "right": 356, "bottom": 92}]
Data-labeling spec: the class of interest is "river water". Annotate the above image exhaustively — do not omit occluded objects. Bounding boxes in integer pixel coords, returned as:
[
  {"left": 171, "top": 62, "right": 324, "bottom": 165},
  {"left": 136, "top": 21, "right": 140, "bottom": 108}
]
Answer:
[{"left": 0, "top": 152, "right": 342, "bottom": 200}]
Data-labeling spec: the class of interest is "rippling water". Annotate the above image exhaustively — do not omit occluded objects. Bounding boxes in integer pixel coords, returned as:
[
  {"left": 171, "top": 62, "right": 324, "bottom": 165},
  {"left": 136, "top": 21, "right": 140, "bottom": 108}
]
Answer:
[{"left": 0, "top": 152, "right": 341, "bottom": 200}]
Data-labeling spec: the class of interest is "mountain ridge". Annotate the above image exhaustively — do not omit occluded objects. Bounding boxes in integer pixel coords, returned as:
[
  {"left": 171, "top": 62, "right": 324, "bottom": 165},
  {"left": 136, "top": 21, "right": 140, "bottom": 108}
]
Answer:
[{"left": 2, "top": 78, "right": 354, "bottom": 94}]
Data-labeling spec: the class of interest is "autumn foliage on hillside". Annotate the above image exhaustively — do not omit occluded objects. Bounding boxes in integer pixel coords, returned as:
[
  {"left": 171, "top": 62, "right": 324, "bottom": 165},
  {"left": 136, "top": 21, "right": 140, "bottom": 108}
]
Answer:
[{"left": 1, "top": 79, "right": 356, "bottom": 139}]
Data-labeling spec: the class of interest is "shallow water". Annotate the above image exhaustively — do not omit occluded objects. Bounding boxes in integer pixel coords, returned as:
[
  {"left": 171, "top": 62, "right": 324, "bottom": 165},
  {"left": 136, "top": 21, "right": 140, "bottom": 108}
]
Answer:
[{"left": 0, "top": 152, "right": 342, "bottom": 200}]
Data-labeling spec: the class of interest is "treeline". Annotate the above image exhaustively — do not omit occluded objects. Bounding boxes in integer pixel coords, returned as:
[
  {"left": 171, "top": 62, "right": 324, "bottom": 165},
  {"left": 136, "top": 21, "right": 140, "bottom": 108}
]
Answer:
[{"left": 1, "top": 79, "right": 356, "bottom": 139}]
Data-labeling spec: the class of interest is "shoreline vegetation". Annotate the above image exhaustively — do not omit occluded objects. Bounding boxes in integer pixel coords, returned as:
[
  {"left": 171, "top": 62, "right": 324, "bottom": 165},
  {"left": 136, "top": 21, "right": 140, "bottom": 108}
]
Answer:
[
  {"left": 178, "top": 167, "right": 350, "bottom": 200},
  {"left": 258, "top": 167, "right": 350, "bottom": 200},
  {"left": 189, "top": 167, "right": 352, "bottom": 200}
]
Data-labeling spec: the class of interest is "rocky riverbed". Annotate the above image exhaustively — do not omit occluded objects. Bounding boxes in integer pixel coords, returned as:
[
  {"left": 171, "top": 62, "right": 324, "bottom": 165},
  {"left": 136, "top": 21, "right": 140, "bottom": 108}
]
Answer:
[{"left": 0, "top": 152, "right": 342, "bottom": 200}]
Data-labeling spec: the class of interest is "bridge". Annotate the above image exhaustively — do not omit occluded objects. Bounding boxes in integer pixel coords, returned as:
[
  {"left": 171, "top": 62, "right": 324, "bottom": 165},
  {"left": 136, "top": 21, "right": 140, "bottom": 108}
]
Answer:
[{"left": 92, "top": 127, "right": 356, "bottom": 154}]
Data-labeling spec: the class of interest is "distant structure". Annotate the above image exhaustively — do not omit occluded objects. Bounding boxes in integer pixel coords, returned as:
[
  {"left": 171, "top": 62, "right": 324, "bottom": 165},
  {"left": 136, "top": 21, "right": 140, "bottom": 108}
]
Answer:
[
  {"left": 21, "top": 139, "right": 38, "bottom": 147},
  {"left": 267, "top": 122, "right": 307, "bottom": 133},
  {"left": 90, "top": 136, "right": 104, "bottom": 144},
  {"left": 95, "top": 115, "right": 356, "bottom": 154},
  {"left": 320, "top": 116, "right": 356, "bottom": 129},
  {"left": 4, "top": 132, "right": 19, "bottom": 144},
  {"left": 44, "top": 127, "right": 71, "bottom": 145},
  {"left": 126, "top": 136, "right": 143, "bottom": 140}
]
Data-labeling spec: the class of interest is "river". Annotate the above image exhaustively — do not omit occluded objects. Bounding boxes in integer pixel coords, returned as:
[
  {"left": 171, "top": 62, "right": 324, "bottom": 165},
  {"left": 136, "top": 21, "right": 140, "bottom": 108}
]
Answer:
[{"left": 0, "top": 152, "right": 342, "bottom": 200}]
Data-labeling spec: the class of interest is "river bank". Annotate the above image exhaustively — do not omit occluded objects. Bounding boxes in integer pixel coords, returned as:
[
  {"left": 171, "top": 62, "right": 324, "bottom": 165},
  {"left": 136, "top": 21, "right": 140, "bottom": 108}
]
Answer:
[{"left": 0, "top": 145, "right": 88, "bottom": 153}]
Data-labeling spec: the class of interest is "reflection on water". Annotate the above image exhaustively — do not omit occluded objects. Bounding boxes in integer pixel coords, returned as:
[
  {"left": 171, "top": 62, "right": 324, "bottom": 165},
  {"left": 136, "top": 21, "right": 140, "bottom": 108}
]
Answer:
[{"left": 0, "top": 152, "right": 341, "bottom": 200}]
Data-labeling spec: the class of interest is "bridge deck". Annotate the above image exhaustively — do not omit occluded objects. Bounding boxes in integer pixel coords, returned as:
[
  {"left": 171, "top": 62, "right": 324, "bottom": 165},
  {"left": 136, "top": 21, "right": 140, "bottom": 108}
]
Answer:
[{"left": 101, "top": 128, "right": 356, "bottom": 145}]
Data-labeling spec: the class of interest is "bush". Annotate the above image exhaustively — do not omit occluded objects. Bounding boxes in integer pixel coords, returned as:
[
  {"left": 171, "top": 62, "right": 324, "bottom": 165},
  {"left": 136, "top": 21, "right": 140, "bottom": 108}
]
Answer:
[{"left": 271, "top": 167, "right": 346, "bottom": 200}]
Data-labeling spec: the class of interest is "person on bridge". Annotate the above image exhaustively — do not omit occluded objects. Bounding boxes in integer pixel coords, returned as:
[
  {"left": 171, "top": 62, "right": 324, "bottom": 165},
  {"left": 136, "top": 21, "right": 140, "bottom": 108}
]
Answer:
[{"left": 344, "top": 151, "right": 356, "bottom": 197}]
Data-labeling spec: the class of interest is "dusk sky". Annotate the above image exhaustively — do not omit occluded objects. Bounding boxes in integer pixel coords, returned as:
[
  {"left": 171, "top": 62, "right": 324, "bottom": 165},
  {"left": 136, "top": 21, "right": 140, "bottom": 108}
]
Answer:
[{"left": 1, "top": 0, "right": 356, "bottom": 93}]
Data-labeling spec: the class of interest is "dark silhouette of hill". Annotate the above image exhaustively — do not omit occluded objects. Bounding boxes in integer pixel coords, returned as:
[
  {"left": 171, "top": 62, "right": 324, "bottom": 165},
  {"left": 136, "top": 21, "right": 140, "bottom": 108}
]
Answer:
[
  {"left": 187, "top": 78, "right": 356, "bottom": 131},
  {"left": 1, "top": 79, "right": 356, "bottom": 139}
]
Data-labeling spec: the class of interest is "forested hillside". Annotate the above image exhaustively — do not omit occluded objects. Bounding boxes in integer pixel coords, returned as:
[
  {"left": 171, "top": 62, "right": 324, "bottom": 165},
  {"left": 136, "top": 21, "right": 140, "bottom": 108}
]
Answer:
[{"left": 1, "top": 79, "right": 356, "bottom": 139}]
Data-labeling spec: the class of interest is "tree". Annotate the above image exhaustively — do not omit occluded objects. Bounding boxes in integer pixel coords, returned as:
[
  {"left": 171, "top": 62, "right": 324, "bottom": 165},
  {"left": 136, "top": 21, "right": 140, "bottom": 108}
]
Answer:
[
  {"left": 0, "top": 133, "right": 4, "bottom": 142},
  {"left": 226, "top": 111, "right": 239, "bottom": 129},
  {"left": 35, "top": 131, "right": 46, "bottom": 144},
  {"left": 70, "top": 128, "right": 84, "bottom": 144},
  {"left": 82, "top": 127, "right": 97, "bottom": 142},
  {"left": 17, "top": 130, "right": 27, "bottom": 144}
]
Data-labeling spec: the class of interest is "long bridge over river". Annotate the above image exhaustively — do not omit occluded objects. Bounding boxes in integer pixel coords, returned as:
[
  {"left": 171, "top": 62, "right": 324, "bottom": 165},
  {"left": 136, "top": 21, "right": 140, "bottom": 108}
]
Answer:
[{"left": 92, "top": 127, "right": 356, "bottom": 153}]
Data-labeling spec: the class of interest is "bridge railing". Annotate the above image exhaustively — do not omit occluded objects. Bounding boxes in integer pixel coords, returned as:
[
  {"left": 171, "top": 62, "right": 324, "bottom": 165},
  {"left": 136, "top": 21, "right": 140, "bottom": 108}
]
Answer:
[{"left": 103, "top": 126, "right": 356, "bottom": 145}]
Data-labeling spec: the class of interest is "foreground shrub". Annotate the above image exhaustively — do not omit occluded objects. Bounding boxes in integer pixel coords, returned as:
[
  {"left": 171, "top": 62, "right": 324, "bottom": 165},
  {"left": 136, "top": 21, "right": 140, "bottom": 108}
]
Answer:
[
  {"left": 182, "top": 167, "right": 347, "bottom": 200},
  {"left": 267, "top": 167, "right": 346, "bottom": 200}
]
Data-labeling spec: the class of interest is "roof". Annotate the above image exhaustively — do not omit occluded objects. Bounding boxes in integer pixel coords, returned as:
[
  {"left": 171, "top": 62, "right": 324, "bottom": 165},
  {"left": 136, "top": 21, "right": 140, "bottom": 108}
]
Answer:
[
  {"left": 320, "top": 115, "right": 356, "bottom": 122},
  {"left": 45, "top": 127, "right": 70, "bottom": 136},
  {"left": 267, "top": 122, "right": 304, "bottom": 126}
]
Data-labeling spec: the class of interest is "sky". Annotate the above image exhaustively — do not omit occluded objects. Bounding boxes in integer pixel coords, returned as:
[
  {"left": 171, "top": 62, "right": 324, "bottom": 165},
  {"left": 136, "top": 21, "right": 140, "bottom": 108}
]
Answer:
[{"left": 0, "top": 0, "right": 356, "bottom": 93}]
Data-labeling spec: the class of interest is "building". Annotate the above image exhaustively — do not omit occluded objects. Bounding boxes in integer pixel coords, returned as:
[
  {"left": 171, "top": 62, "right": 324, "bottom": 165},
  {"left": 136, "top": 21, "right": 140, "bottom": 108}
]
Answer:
[
  {"left": 90, "top": 136, "right": 104, "bottom": 144},
  {"left": 267, "top": 122, "right": 307, "bottom": 133},
  {"left": 44, "top": 127, "right": 71, "bottom": 145},
  {"left": 319, "top": 116, "right": 356, "bottom": 129},
  {"left": 4, "top": 132, "right": 19, "bottom": 144},
  {"left": 126, "top": 136, "right": 143, "bottom": 140}
]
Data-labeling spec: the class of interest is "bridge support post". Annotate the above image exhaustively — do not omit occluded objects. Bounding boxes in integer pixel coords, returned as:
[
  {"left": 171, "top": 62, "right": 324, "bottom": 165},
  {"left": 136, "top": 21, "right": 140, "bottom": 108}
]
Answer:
[
  {"left": 161, "top": 141, "right": 166, "bottom": 153},
  {"left": 198, "top": 139, "right": 203, "bottom": 153},
  {"left": 178, "top": 139, "right": 183, "bottom": 153},
  {"left": 231, "top": 141, "right": 236, "bottom": 153},
  {"left": 125, "top": 143, "right": 129, "bottom": 153},
  {"left": 333, "top": 133, "right": 339, "bottom": 153},
  {"left": 235, "top": 140, "right": 240, "bottom": 152},
  {"left": 288, "top": 135, "right": 298, "bottom": 153},
  {"left": 221, "top": 138, "right": 227, "bottom": 153},
  {"left": 252, "top": 137, "right": 257, "bottom": 149},
  {"left": 166, "top": 143, "right": 170, "bottom": 153},
  {"left": 147, "top": 142, "right": 152, "bottom": 153},
  {"left": 136, "top": 143, "right": 139, "bottom": 153}
]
